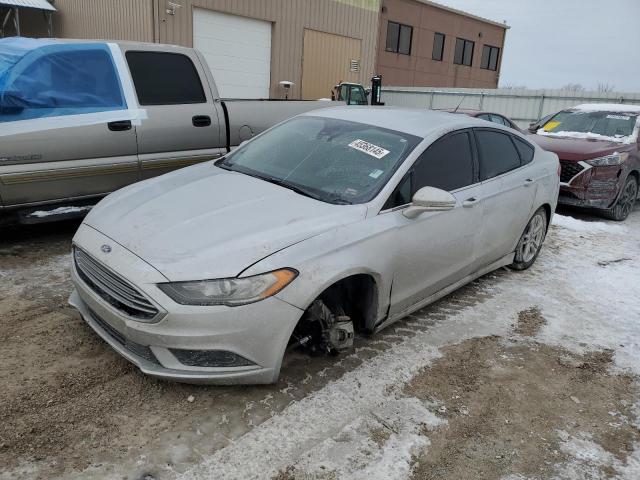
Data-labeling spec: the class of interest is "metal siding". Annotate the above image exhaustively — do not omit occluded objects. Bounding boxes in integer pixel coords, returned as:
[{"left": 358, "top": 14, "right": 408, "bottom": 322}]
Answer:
[
  {"left": 381, "top": 86, "right": 640, "bottom": 127},
  {"left": 156, "top": 0, "right": 380, "bottom": 99},
  {"left": 52, "top": 0, "right": 154, "bottom": 42},
  {"left": 0, "top": 0, "right": 55, "bottom": 10}
]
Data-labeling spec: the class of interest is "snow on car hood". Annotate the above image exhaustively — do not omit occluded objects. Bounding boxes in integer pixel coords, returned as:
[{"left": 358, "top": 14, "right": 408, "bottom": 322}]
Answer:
[
  {"left": 84, "top": 162, "right": 367, "bottom": 281},
  {"left": 529, "top": 134, "right": 630, "bottom": 161}
]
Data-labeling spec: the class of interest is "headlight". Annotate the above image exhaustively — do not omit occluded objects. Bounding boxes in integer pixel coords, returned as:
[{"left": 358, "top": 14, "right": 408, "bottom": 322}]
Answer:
[
  {"left": 157, "top": 269, "right": 298, "bottom": 306},
  {"left": 586, "top": 153, "right": 628, "bottom": 167}
]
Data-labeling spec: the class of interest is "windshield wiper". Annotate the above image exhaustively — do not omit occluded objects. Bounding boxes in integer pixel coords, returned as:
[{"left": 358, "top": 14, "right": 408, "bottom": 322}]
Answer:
[
  {"left": 214, "top": 158, "right": 234, "bottom": 171},
  {"left": 256, "top": 175, "right": 352, "bottom": 205}
]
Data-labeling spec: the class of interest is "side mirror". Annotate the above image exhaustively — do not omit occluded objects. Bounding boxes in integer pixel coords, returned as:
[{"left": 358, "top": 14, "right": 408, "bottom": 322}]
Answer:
[
  {"left": 403, "top": 186, "right": 456, "bottom": 219},
  {"left": 528, "top": 123, "right": 538, "bottom": 133}
]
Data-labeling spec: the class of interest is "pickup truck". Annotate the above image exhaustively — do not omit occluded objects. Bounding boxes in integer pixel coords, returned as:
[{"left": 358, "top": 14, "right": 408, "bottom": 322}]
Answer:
[{"left": 0, "top": 38, "right": 337, "bottom": 224}]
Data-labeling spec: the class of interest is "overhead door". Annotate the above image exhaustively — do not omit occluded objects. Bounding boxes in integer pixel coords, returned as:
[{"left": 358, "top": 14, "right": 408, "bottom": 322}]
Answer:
[
  {"left": 302, "top": 29, "right": 362, "bottom": 100},
  {"left": 193, "top": 8, "right": 271, "bottom": 99}
]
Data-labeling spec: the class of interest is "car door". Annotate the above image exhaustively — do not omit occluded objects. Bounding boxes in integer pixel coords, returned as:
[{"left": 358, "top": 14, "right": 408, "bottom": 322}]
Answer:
[
  {"left": 473, "top": 128, "right": 537, "bottom": 268},
  {"left": 0, "top": 44, "right": 138, "bottom": 208},
  {"left": 385, "top": 130, "right": 485, "bottom": 317},
  {"left": 122, "top": 48, "right": 225, "bottom": 180}
]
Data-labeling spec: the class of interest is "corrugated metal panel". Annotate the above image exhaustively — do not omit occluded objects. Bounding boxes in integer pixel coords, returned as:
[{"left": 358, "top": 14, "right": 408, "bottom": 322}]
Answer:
[
  {"left": 53, "top": 0, "right": 154, "bottom": 42},
  {"left": 382, "top": 86, "right": 640, "bottom": 127},
  {"left": 0, "top": 0, "right": 55, "bottom": 11},
  {"left": 155, "top": 0, "right": 380, "bottom": 99}
]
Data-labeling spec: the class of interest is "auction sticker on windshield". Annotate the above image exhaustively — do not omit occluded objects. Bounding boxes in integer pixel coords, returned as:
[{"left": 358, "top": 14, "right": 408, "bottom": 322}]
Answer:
[{"left": 348, "top": 139, "right": 390, "bottom": 159}]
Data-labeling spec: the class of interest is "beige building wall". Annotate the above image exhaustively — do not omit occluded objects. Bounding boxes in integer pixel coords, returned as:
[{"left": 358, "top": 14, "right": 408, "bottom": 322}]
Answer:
[
  {"left": 154, "top": 0, "right": 381, "bottom": 99},
  {"left": 377, "top": 0, "right": 507, "bottom": 88}
]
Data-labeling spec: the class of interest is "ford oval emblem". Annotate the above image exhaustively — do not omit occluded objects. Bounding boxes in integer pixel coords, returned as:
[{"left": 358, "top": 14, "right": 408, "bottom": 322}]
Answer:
[{"left": 100, "top": 244, "right": 112, "bottom": 254}]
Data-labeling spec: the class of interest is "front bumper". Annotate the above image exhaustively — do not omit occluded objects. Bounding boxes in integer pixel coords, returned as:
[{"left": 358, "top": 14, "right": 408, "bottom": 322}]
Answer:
[
  {"left": 558, "top": 161, "right": 623, "bottom": 209},
  {"left": 68, "top": 225, "right": 304, "bottom": 385}
]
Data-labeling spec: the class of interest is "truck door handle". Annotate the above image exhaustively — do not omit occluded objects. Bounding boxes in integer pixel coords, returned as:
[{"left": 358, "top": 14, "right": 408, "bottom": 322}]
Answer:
[
  {"left": 107, "top": 120, "right": 132, "bottom": 131},
  {"left": 524, "top": 178, "right": 534, "bottom": 187},
  {"left": 192, "top": 115, "right": 211, "bottom": 127},
  {"left": 463, "top": 197, "right": 479, "bottom": 208}
]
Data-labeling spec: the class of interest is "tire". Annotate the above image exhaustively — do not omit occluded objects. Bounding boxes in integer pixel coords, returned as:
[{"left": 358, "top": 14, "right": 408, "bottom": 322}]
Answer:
[
  {"left": 510, "top": 207, "right": 548, "bottom": 271},
  {"left": 603, "top": 175, "right": 637, "bottom": 222}
]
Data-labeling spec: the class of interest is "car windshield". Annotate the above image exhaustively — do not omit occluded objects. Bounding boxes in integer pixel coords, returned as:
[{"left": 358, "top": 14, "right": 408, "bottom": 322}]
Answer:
[
  {"left": 541, "top": 110, "right": 639, "bottom": 140},
  {"left": 217, "top": 116, "right": 421, "bottom": 205}
]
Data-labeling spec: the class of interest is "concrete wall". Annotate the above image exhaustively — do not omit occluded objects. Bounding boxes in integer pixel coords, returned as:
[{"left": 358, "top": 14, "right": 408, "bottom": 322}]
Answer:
[{"left": 376, "top": 0, "right": 507, "bottom": 88}]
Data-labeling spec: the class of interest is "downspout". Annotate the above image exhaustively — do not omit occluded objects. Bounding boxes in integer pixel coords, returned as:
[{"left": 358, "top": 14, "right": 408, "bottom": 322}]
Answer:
[{"left": 13, "top": 7, "right": 20, "bottom": 36}]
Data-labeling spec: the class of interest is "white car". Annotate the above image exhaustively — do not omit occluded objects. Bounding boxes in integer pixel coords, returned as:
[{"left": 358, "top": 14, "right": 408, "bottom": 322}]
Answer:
[{"left": 69, "top": 107, "right": 560, "bottom": 384}]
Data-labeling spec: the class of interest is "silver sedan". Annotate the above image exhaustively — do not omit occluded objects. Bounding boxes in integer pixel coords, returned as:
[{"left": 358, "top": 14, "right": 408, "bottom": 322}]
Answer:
[{"left": 69, "top": 107, "right": 560, "bottom": 384}]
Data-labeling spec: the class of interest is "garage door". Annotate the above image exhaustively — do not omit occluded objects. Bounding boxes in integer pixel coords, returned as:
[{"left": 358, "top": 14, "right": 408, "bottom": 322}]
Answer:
[{"left": 193, "top": 9, "right": 271, "bottom": 99}]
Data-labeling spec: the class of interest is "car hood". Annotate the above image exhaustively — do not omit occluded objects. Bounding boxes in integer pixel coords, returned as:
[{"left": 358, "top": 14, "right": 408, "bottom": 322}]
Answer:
[
  {"left": 530, "top": 134, "right": 630, "bottom": 161},
  {"left": 84, "top": 163, "right": 367, "bottom": 281}
]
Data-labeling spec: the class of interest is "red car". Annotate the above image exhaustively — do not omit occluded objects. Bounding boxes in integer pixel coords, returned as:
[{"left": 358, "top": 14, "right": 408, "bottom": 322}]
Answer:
[
  {"left": 439, "top": 108, "right": 524, "bottom": 133},
  {"left": 530, "top": 104, "right": 640, "bottom": 221}
]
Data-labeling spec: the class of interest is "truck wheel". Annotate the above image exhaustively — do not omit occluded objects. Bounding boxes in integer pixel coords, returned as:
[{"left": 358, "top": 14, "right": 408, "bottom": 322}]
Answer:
[
  {"left": 604, "top": 175, "right": 637, "bottom": 221},
  {"left": 510, "top": 207, "right": 547, "bottom": 271}
]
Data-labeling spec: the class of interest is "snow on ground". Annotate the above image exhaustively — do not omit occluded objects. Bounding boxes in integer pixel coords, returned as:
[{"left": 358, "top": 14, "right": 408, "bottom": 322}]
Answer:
[
  {"left": 28, "top": 205, "right": 92, "bottom": 218},
  {"left": 176, "top": 209, "right": 640, "bottom": 479}
]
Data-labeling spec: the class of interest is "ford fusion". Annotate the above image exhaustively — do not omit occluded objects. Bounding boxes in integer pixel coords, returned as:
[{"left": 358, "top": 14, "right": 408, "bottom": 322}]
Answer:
[{"left": 69, "top": 107, "right": 560, "bottom": 384}]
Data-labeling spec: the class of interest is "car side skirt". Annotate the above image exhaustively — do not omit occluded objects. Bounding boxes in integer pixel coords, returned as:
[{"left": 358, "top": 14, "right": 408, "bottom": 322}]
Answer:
[{"left": 374, "top": 252, "right": 515, "bottom": 333}]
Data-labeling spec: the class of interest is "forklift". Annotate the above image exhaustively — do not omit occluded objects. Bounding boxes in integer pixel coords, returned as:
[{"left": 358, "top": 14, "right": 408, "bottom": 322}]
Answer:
[{"left": 331, "top": 75, "right": 385, "bottom": 106}]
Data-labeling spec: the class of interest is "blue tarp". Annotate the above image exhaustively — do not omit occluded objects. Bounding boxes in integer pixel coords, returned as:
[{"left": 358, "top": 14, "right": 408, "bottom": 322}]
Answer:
[{"left": 0, "top": 37, "right": 127, "bottom": 122}]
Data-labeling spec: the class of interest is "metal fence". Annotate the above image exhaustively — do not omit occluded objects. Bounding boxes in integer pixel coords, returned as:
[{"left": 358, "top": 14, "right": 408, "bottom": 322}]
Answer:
[{"left": 381, "top": 86, "right": 640, "bottom": 128}]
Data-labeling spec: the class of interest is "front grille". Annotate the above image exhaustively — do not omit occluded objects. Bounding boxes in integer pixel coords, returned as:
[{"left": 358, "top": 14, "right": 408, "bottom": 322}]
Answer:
[
  {"left": 560, "top": 160, "right": 585, "bottom": 183},
  {"left": 74, "top": 247, "right": 159, "bottom": 321},
  {"left": 89, "top": 308, "right": 159, "bottom": 365}
]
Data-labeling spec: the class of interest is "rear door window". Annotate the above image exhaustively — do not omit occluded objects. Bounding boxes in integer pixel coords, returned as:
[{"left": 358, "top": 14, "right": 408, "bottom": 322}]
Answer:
[
  {"left": 475, "top": 129, "right": 522, "bottom": 180},
  {"left": 412, "top": 131, "right": 476, "bottom": 192},
  {"left": 126, "top": 51, "right": 206, "bottom": 105}
]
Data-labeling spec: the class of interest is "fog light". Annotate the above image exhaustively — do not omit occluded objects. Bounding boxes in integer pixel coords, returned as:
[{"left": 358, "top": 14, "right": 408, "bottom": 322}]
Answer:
[{"left": 170, "top": 349, "right": 255, "bottom": 367}]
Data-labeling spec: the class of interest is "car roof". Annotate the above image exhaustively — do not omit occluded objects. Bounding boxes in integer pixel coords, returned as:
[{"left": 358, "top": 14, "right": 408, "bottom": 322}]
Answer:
[
  {"left": 304, "top": 106, "right": 490, "bottom": 138},
  {"left": 570, "top": 103, "right": 640, "bottom": 114}
]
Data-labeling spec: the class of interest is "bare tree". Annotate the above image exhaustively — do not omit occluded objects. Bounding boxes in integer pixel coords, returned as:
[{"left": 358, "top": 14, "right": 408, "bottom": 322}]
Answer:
[
  {"left": 501, "top": 83, "right": 528, "bottom": 90},
  {"left": 597, "top": 82, "right": 615, "bottom": 93},
  {"left": 561, "top": 83, "right": 586, "bottom": 92}
]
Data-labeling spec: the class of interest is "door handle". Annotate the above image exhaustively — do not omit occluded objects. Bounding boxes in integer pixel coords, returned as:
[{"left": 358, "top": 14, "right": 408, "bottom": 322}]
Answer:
[
  {"left": 192, "top": 115, "right": 211, "bottom": 127},
  {"left": 523, "top": 178, "right": 534, "bottom": 187},
  {"left": 107, "top": 120, "right": 132, "bottom": 131},
  {"left": 462, "top": 197, "right": 479, "bottom": 208}
]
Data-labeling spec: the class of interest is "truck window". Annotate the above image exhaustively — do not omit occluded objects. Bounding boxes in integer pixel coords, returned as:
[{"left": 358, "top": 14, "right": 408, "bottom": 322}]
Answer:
[
  {"left": 1, "top": 45, "right": 126, "bottom": 121},
  {"left": 126, "top": 51, "right": 206, "bottom": 106}
]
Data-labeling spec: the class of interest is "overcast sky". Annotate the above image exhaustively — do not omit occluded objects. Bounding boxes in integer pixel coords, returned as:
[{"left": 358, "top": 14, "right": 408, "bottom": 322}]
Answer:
[{"left": 435, "top": 0, "right": 640, "bottom": 92}]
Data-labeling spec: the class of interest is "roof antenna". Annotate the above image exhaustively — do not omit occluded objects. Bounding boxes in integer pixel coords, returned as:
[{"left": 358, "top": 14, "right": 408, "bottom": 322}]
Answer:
[{"left": 452, "top": 95, "right": 467, "bottom": 113}]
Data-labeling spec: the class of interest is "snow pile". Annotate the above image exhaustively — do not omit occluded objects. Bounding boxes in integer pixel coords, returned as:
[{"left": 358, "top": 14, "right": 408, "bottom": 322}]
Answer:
[
  {"left": 28, "top": 205, "right": 92, "bottom": 218},
  {"left": 551, "top": 213, "right": 627, "bottom": 234},
  {"left": 537, "top": 129, "right": 635, "bottom": 144},
  {"left": 574, "top": 103, "right": 640, "bottom": 113}
]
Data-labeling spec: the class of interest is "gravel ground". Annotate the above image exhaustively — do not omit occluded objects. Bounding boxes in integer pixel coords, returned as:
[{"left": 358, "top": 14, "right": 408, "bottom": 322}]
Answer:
[{"left": 1, "top": 205, "right": 639, "bottom": 480}]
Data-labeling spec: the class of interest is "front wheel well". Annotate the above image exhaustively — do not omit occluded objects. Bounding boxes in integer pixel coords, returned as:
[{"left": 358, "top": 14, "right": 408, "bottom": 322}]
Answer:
[{"left": 304, "top": 274, "right": 378, "bottom": 333}]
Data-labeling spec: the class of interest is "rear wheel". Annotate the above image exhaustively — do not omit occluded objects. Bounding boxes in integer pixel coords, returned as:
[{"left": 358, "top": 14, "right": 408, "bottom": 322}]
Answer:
[
  {"left": 604, "top": 175, "right": 637, "bottom": 221},
  {"left": 510, "top": 207, "right": 547, "bottom": 271}
]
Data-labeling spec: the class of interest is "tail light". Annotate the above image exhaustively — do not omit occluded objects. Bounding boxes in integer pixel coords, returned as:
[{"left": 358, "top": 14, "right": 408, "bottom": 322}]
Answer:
[{"left": 557, "top": 162, "right": 562, "bottom": 177}]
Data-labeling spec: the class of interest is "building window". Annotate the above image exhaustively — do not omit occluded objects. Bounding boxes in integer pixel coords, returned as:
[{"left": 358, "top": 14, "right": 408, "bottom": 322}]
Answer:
[
  {"left": 481, "top": 45, "right": 500, "bottom": 71},
  {"left": 432, "top": 32, "right": 445, "bottom": 61},
  {"left": 385, "top": 21, "right": 413, "bottom": 55},
  {"left": 454, "top": 38, "right": 475, "bottom": 66}
]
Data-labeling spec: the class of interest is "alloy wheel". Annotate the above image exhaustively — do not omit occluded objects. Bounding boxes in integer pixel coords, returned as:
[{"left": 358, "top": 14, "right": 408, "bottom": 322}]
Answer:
[
  {"left": 518, "top": 212, "right": 546, "bottom": 264},
  {"left": 613, "top": 178, "right": 638, "bottom": 221}
]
